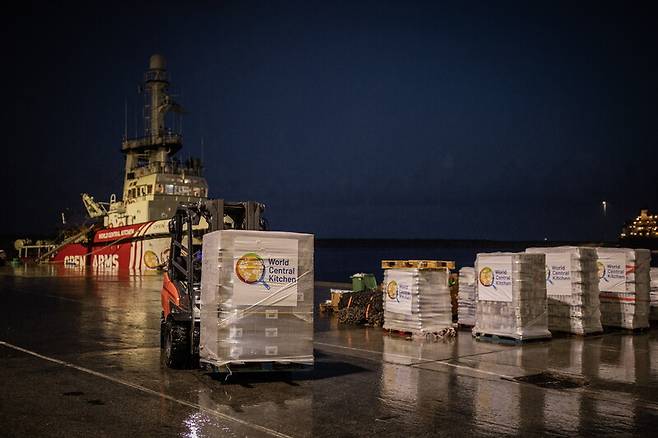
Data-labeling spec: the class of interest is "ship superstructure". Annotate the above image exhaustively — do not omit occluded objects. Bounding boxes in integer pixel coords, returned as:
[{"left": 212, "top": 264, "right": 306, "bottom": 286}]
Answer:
[
  {"left": 44, "top": 55, "right": 264, "bottom": 273},
  {"left": 41, "top": 55, "right": 266, "bottom": 273},
  {"left": 106, "top": 54, "right": 208, "bottom": 228},
  {"left": 620, "top": 209, "right": 658, "bottom": 239}
]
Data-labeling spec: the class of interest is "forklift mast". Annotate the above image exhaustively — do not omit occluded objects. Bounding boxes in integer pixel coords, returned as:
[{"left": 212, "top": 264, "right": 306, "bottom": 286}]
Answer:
[
  {"left": 168, "top": 200, "right": 266, "bottom": 283},
  {"left": 161, "top": 199, "right": 266, "bottom": 367}
]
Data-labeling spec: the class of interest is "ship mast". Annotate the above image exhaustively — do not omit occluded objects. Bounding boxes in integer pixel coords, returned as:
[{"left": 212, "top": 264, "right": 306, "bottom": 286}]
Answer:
[
  {"left": 121, "top": 54, "right": 184, "bottom": 179},
  {"left": 80, "top": 55, "right": 207, "bottom": 230}
]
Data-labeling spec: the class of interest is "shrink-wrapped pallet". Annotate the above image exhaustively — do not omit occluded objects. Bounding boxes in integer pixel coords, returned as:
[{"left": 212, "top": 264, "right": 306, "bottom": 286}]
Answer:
[
  {"left": 382, "top": 267, "right": 452, "bottom": 334},
  {"left": 526, "top": 247, "right": 602, "bottom": 335},
  {"left": 651, "top": 268, "right": 658, "bottom": 321},
  {"left": 596, "top": 248, "right": 650, "bottom": 330},
  {"left": 458, "top": 267, "right": 476, "bottom": 326},
  {"left": 473, "top": 252, "right": 551, "bottom": 341},
  {"left": 199, "top": 230, "right": 314, "bottom": 368}
]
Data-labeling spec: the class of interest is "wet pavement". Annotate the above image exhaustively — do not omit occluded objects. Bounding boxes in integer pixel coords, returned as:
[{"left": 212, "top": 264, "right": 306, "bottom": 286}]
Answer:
[{"left": 1, "top": 265, "right": 658, "bottom": 437}]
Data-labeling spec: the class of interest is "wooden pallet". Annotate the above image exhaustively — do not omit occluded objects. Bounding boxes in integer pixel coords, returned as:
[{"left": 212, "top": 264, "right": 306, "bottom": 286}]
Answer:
[
  {"left": 202, "top": 360, "right": 313, "bottom": 374},
  {"left": 602, "top": 326, "right": 650, "bottom": 335},
  {"left": 384, "top": 328, "right": 415, "bottom": 340},
  {"left": 552, "top": 329, "right": 604, "bottom": 337},
  {"left": 473, "top": 332, "right": 550, "bottom": 345},
  {"left": 381, "top": 260, "right": 455, "bottom": 270},
  {"left": 319, "top": 301, "right": 335, "bottom": 313},
  {"left": 384, "top": 327, "right": 456, "bottom": 341}
]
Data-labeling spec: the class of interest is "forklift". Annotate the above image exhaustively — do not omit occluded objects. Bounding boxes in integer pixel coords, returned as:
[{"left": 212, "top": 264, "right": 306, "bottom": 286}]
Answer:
[{"left": 160, "top": 199, "right": 266, "bottom": 368}]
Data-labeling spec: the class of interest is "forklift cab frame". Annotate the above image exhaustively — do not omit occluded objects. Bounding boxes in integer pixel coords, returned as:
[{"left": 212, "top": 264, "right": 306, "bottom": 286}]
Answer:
[{"left": 160, "top": 200, "right": 265, "bottom": 368}]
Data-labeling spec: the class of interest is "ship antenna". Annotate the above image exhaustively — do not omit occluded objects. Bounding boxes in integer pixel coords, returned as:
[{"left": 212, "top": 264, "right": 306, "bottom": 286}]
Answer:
[
  {"left": 133, "top": 100, "right": 138, "bottom": 138},
  {"left": 123, "top": 98, "right": 128, "bottom": 140}
]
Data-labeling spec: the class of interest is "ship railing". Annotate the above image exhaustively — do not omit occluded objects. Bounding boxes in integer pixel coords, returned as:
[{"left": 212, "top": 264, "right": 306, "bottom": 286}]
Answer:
[
  {"left": 121, "top": 133, "right": 182, "bottom": 151},
  {"left": 144, "top": 70, "right": 168, "bottom": 82},
  {"left": 131, "top": 161, "right": 203, "bottom": 178},
  {"left": 35, "top": 225, "right": 95, "bottom": 263}
]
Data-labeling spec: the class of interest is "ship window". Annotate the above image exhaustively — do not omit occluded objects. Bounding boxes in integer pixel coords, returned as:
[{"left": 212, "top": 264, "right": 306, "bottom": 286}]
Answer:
[
  {"left": 147, "top": 185, "right": 153, "bottom": 194},
  {"left": 165, "top": 184, "right": 174, "bottom": 194}
]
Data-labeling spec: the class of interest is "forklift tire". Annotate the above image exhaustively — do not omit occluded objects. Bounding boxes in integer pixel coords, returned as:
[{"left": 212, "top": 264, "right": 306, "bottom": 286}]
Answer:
[
  {"left": 160, "top": 318, "right": 167, "bottom": 349},
  {"left": 163, "top": 320, "right": 191, "bottom": 369}
]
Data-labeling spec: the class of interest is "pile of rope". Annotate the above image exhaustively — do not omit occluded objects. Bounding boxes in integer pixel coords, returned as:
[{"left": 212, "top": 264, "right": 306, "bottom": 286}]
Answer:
[{"left": 337, "top": 289, "right": 383, "bottom": 327}]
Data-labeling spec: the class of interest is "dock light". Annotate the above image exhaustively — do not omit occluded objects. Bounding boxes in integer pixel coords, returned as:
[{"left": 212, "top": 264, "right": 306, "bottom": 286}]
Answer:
[{"left": 602, "top": 201, "right": 607, "bottom": 216}]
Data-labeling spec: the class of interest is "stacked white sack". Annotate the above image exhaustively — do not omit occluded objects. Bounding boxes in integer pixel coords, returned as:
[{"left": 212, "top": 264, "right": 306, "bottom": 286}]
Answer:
[
  {"left": 458, "top": 267, "right": 476, "bottom": 326},
  {"left": 200, "top": 230, "right": 314, "bottom": 367},
  {"left": 596, "top": 248, "right": 650, "bottom": 330},
  {"left": 473, "top": 252, "right": 551, "bottom": 341},
  {"left": 526, "top": 247, "right": 602, "bottom": 335},
  {"left": 651, "top": 268, "right": 658, "bottom": 321},
  {"left": 383, "top": 267, "right": 452, "bottom": 334}
]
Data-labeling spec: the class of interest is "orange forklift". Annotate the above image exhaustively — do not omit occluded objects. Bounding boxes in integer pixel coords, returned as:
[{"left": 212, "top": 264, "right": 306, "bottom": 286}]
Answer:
[{"left": 160, "top": 200, "right": 265, "bottom": 368}]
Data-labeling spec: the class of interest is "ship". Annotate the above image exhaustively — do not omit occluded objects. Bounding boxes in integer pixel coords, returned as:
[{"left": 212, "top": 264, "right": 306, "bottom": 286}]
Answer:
[
  {"left": 619, "top": 209, "right": 658, "bottom": 251},
  {"left": 43, "top": 54, "right": 264, "bottom": 272}
]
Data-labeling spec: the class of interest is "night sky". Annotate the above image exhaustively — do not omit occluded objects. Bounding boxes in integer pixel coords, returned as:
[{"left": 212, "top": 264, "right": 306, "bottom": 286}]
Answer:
[{"left": 4, "top": 1, "right": 658, "bottom": 241}]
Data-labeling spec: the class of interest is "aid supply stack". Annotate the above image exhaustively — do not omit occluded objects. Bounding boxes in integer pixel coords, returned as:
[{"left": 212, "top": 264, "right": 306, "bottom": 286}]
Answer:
[
  {"left": 651, "top": 268, "right": 658, "bottom": 321},
  {"left": 382, "top": 260, "right": 453, "bottom": 337},
  {"left": 596, "top": 248, "right": 650, "bottom": 330},
  {"left": 458, "top": 267, "right": 476, "bottom": 326},
  {"left": 473, "top": 252, "right": 551, "bottom": 342},
  {"left": 199, "top": 230, "right": 314, "bottom": 369},
  {"left": 526, "top": 247, "right": 602, "bottom": 335}
]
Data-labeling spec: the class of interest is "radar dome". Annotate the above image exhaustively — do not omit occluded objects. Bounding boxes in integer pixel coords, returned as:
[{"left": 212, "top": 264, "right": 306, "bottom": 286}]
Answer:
[{"left": 149, "top": 54, "right": 166, "bottom": 70}]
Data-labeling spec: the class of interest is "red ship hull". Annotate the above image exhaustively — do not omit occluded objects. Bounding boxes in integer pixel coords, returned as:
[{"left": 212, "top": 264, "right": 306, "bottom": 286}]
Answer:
[{"left": 52, "top": 221, "right": 171, "bottom": 273}]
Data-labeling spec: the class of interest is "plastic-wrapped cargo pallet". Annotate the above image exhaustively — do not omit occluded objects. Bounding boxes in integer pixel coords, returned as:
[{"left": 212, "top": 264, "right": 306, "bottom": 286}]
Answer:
[
  {"left": 649, "top": 268, "right": 658, "bottom": 321},
  {"left": 596, "top": 248, "right": 650, "bottom": 330},
  {"left": 526, "top": 247, "right": 602, "bottom": 335},
  {"left": 457, "top": 267, "right": 476, "bottom": 326},
  {"left": 473, "top": 252, "right": 551, "bottom": 341},
  {"left": 382, "top": 265, "right": 452, "bottom": 335},
  {"left": 199, "top": 230, "right": 314, "bottom": 369}
]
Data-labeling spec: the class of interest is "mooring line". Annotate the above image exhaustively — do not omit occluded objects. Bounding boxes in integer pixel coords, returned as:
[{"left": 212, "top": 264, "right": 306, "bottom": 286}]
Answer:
[{"left": 0, "top": 341, "right": 292, "bottom": 438}]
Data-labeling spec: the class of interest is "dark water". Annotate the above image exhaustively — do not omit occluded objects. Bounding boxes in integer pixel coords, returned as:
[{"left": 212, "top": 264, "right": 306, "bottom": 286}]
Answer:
[
  {"left": 316, "top": 239, "right": 558, "bottom": 282},
  {"left": 3, "top": 235, "right": 653, "bottom": 283},
  {"left": 315, "top": 239, "right": 658, "bottom": 282}
]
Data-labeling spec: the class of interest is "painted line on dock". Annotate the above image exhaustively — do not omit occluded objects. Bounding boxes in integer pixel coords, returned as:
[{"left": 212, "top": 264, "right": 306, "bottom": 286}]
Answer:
[
  {"left": 420, "top": 359, "right": 515, "bottom": 379},
  {"left": 0, "top": 340, "right": 292, "bottom": 438},
  {"left": 314, "top": 341, "right": 429, "bottom": 363},
  {"left": 314, "top": 341, "right": 514, "bottom": 379}
]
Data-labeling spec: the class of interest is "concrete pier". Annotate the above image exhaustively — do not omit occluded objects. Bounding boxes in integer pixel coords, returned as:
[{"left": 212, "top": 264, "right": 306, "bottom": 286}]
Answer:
[{"left": 1, "top": 266, "right": 657, "bottom": 436}]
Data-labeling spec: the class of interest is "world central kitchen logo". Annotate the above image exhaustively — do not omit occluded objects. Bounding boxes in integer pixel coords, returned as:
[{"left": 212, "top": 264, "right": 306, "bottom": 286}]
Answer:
[
  {"left": 597, "top": 260, "right": 626, "bottom": 284},
  {"left": 235, "top": 253, "right": 297, "bottom": 290},
  {"left": 478, "top": 265, "right": 512, "bottom": 290},
  {"left": 386, "top": 280, "right": 399, "bottom": 301},
  {"left": 479, "top": 266, "right": 495, "bottom": 288}
]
